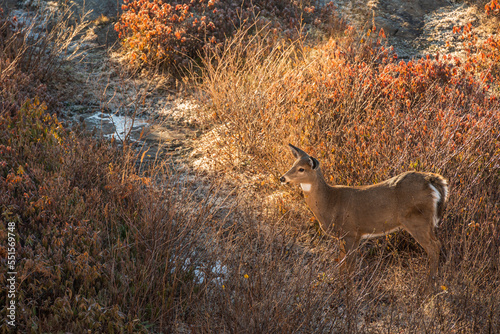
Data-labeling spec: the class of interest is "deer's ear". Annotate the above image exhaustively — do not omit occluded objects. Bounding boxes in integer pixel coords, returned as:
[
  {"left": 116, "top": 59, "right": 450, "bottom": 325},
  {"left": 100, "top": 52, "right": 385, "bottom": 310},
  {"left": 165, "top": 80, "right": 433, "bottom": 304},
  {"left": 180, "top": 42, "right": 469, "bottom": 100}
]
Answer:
[
  {"left": 288, "top": 144, "right": 309, "bottom": 159},
  {"left": 309, "top": 157, "right": 319, "bottom": 170}
]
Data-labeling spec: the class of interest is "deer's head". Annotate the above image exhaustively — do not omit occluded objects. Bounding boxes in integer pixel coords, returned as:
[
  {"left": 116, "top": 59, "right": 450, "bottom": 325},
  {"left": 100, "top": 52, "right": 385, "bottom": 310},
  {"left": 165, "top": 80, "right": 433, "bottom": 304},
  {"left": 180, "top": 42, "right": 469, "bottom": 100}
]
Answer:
[{"left": 280, "top": 144, "right": 321, "bottom": 191}]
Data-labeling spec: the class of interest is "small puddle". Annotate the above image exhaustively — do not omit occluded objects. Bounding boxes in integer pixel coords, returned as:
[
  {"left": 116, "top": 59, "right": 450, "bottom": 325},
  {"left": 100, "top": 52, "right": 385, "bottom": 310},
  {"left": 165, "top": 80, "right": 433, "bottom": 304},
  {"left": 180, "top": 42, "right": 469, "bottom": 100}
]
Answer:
[
  {"left": 77, "top": 111, "right": 197, "bottom": 162},
  {"left": 83, "top": 112, "right": 150, "bottom": 142}
]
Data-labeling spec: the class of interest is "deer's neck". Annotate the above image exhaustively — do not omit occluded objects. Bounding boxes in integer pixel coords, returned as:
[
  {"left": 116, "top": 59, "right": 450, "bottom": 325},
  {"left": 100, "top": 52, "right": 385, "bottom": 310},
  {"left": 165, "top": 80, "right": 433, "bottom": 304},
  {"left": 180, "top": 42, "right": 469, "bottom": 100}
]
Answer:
[{"left": 303, "top": 170, "right": 336, "bottom": 229}]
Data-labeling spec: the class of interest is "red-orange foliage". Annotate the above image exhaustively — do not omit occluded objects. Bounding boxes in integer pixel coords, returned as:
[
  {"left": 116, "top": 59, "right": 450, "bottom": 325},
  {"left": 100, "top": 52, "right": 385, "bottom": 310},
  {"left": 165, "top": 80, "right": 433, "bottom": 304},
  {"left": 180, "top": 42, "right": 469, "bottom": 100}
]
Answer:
[
  {"left": 448, "top": 1, "right": 500, "bottom": 86},
  {"left": 485, "top": 0, "right": 500, "bottom": 16},
  {"left": 115, "top": 0, "right": 343, "bottom": 70}
]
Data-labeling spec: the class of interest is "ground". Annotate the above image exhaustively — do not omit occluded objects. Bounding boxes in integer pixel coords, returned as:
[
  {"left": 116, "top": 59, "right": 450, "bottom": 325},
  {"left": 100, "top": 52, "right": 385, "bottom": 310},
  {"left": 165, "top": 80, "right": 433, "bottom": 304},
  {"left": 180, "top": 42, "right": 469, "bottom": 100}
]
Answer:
[{"left": 335, "top": 0, "right": 497, "bottom": 58}]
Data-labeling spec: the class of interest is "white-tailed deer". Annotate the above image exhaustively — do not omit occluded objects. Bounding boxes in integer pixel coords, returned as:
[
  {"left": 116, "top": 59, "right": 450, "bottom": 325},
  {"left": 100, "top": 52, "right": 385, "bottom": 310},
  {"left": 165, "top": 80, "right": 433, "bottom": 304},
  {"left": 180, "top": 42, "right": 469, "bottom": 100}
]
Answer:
[{"left": 280, "top": 144, "right": 448, "bottom": 279}]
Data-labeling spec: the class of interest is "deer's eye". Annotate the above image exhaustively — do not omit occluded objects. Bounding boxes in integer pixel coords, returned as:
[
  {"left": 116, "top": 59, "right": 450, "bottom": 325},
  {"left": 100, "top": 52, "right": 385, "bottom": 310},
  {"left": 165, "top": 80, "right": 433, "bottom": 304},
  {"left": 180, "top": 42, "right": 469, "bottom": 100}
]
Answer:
[{"left": 298, "top": 168, "right": 305, "bottom": 172}]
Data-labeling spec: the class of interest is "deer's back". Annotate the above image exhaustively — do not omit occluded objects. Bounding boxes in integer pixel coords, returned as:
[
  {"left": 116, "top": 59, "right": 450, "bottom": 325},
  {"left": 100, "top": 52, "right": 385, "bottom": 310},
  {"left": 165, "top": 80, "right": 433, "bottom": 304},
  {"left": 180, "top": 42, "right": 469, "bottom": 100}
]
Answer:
[{"left": 326, "top": 171, "right": 436, "bottom": 233}]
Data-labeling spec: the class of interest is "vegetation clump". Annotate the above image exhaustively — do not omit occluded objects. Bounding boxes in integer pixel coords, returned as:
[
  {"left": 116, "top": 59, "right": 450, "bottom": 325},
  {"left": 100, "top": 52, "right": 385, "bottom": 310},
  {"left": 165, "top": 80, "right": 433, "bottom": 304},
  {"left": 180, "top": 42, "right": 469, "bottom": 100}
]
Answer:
[{"left": 114, "top": 0, "right": 343, "bottom": 70}]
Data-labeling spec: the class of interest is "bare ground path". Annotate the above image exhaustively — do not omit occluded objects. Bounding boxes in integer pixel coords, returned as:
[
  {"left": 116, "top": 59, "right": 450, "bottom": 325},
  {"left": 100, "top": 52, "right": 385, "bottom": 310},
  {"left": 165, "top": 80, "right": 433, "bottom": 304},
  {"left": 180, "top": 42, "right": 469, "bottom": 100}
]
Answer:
[{"left": 328, "top": 0, "right": 493, "bottom": 59}]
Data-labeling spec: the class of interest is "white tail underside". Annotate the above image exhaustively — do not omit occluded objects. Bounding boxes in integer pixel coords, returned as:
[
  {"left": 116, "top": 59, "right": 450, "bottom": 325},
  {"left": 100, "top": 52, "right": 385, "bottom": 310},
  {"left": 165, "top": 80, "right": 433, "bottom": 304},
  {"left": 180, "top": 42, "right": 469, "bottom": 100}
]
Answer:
[{"left": 429, "top": 184, "right": 441, "bottom": 227}]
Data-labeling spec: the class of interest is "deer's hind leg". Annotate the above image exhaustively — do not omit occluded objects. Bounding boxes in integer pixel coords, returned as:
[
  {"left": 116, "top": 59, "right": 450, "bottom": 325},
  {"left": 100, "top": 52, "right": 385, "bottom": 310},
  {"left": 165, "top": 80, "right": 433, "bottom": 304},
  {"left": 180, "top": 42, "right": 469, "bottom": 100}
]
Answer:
[{"left": 402, "top": 212, "right": 441, "bottom": 283}]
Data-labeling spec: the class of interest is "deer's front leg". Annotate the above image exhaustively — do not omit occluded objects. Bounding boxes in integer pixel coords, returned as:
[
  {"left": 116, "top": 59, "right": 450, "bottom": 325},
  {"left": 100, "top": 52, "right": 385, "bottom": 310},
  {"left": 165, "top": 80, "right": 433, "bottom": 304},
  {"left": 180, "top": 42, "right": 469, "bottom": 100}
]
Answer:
[{"left": 339, "top": 235, "right": 361, "bottom": 273}]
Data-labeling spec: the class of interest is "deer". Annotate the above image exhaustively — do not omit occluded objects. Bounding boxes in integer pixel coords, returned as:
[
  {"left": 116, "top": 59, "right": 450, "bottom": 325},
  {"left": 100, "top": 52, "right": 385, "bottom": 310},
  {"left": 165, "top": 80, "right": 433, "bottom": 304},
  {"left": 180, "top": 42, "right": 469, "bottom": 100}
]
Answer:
[{"left": 280, "top": 144, "right": 448, "bottom": 281}]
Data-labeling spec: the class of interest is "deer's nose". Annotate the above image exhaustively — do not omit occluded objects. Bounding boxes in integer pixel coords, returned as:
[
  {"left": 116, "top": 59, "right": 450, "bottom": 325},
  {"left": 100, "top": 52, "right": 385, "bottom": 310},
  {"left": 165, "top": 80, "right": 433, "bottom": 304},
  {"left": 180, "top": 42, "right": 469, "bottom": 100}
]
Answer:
[{"left": 279, "top": 176, "right": 286, "bottom": 184}]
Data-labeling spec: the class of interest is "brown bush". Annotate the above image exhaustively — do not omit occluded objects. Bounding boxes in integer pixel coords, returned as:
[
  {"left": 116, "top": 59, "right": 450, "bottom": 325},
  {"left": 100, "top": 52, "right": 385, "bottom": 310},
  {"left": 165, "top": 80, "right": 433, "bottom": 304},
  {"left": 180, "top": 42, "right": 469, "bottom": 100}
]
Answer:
[{"left": 0, "top": 100, "right": 216, "bottom": 331}]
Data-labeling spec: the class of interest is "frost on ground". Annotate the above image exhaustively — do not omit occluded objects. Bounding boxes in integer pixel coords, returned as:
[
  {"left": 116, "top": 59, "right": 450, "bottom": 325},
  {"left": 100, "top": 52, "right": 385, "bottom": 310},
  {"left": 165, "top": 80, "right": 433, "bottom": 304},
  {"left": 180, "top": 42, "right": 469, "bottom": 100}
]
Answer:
[{"left": 414, "top": 2, "right": 497, "bottom": 57}]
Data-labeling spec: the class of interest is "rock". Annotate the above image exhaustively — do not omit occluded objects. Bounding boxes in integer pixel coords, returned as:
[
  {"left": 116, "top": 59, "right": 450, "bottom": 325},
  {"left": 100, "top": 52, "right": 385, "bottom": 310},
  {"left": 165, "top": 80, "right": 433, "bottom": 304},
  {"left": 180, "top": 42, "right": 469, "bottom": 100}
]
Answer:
[{"left": 371, "top": 0, "right": 448, "bottom": 37}]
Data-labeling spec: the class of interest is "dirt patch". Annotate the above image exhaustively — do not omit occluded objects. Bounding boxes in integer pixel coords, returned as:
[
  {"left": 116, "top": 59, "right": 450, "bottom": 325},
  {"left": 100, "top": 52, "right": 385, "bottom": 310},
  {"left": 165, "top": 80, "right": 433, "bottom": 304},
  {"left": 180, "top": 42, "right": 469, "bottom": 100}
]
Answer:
[{"left": 333, "top": 0, "right": 492, "bottom": 58}]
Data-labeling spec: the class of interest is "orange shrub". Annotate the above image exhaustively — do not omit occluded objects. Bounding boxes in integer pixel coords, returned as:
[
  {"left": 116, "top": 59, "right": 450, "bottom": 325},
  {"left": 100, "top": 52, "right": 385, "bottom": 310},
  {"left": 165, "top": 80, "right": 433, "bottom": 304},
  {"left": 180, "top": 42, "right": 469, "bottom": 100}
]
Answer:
[
  {"left": 451, "top": 2, "right": 500, "bottom": 87},
  {"left": 115, "top": 0, "right": 344, "bottom": 71},
  {"left": 485, "top": 0, "right": 500, "bottom": 16}
]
